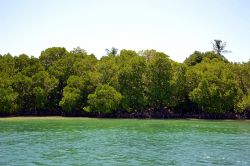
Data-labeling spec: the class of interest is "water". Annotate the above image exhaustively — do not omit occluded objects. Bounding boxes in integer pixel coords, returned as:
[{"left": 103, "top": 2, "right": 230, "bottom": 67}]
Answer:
[{"left": 0, "top": 118, "right": 250, "bottom": 166}]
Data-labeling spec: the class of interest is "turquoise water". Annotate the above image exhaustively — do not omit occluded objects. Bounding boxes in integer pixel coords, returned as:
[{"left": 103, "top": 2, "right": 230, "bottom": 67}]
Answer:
[{"left": 0, "top": 118, "right": 249, "bottom": 165}]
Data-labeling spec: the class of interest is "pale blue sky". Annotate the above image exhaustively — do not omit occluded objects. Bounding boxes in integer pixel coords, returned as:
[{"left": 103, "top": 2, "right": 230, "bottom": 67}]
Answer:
[{"left": 0, "top": 0, "right": 249, "bottom": 62}]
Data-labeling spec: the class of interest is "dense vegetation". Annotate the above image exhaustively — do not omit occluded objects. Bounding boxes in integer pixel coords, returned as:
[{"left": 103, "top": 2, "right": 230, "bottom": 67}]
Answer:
[{"left": 0, "top": 42, "right": 250, "bottom": 118}]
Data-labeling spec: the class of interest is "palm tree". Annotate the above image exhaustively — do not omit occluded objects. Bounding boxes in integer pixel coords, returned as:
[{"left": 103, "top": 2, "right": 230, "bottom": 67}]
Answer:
[
  {"left": 105, "top": 47, "right": 118, "bottom": 56},
  {"left": 212, "top": 39, "right": 231, "bottom": 56}
]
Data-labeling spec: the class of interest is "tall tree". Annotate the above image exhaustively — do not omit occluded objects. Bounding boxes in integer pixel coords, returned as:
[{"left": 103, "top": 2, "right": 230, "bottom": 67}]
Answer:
[
  {"left": 117, "top": 50, "right": 146, "bottom": 111},
  {"left": 189, "top": 62, "right": 242, "bottom": 113},
  {"left": 0, "top": 87, "right": 18, "bottom": 115},
  {"left": 39, "top": 47, "right": 68, "bottom": 69},
  {"left": 12, "top": 73, "right": 33, "bottom": 113},
  {"left": 85, "top": 84, "right": 122, "bottom": 114},
  {"left": 105, "top": 47, "right": 118, "bottom": 57},
  {"left": 212, "top": 39, "right": 231, "bottom": 56},
  {"left": 97, "top": 56, "right": 119, "bottom": 89},
  {"left": 144, "top": 50, "right": 173, "bottom": 109}
]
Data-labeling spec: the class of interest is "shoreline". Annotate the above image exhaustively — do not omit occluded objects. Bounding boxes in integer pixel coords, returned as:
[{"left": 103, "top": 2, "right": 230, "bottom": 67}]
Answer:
[{"left": 0, "top": 116, "right": 249, "bottom": 121}]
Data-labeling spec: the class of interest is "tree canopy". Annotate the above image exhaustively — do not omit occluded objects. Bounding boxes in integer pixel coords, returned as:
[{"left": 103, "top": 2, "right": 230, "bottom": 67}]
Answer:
[{"left": 0, "top": 44, "right": 249, "bottom": 118}]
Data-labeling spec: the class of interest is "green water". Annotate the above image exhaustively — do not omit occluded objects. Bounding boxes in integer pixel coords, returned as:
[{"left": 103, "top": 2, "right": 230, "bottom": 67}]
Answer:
[{"left": 0, "top": 118, "right": 250, "bottom": 165}]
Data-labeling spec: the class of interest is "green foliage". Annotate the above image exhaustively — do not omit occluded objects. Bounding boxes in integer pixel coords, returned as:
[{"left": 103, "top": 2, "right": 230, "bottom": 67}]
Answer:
[
  {"left": 21, "top": 56, "right": 44, "bottom": 77},
  {"left": 231, "top": 62, "right": 250, "bottom": 95},
  {"left": 70, "top": 47, "right": 87, "bottom": 56},
  {"left": 106, "top": 47, "right": 118, "bottom": 57},
  {"left": 72, "top": 56, "right": 97, "bottom": 77},
  {"left": 60, "top": 73, "right": 100, "bottom": 113},
  {"left": 33, "top": 87, "right": 47, "bottom": 110},
  {"left": 184, "top": 51, "right": 203, "bottom": 66},
  {"left": 189, "top": 62, "right": 242, "bottom": 113},
  {"left": 0, "top": 46, "right": 249, "bottom": 117},
  {"left": 117, "top": 50, "right": 146, "bottom": 110},
  {"left": 32, "top": 71, "right": 58, "bottom": 92},
  {"left": 32, "top": 71, "right": 58, "bottom": 111},
  {"left": 85, "top": 84, "right": 122, "bottom": 114},
  {"left": 59, "top": 86, "right": 81, "bottom": 113},
  {"left": 236, "top": 93, "right": 250, "bottom": 112},
  {"left": 44, "top": 48, "right": 97, "bottom": 112},
  {"left": 212, "top": 39, "right": 230, "bottom": 56},
  {"left": 119, "top": 49, "right": 138, "bottom": 59},
  {"left": 14, "top": 54, "right": 30, "bottom": 72},
  {"left": 171, "top": 63, "right": 189, "bottom": 107},
  {"left": 0, "top": 53, "right": 16, "bottom": 76},
  {"left": 12, "top": 72, "right": 33, "bottom": 111},
  {"left": 140, "top": 49, "right": 168, "bottom": 60},
  {"left": 184, "top": 51, "right": 228, "bottom": 66},
  {"left": 97, "top": 56, "right": 119, "bottom": 89},
  {"left": 145, "top": 50, "right": 173, "bottom": 108},
  {"left": 59, "top": 76, "right": 84, "bottom": 113},
  {"left": 0, "top": 87, "right": 18, "bottom": 114},
  {"left": 40, "top": 47, "right": 68, "bottom": 69},
  {"left": 202, "top": 51, "right": 228, "bottom": 63}
]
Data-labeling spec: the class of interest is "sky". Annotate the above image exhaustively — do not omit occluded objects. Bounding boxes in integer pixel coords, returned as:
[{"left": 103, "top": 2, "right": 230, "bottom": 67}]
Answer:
[{"left": 0, "top": 0, "right": 249, "bottom": 62}]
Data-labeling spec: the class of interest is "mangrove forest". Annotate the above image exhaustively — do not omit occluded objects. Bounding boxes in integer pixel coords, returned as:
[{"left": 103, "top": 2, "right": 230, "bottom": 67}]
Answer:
[{"left": 1, "top": 41, "right": 250, "bottom": 118}]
